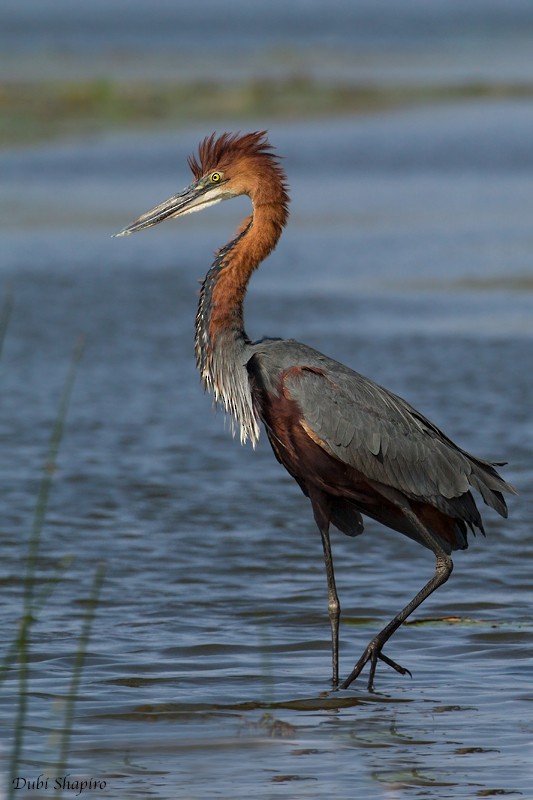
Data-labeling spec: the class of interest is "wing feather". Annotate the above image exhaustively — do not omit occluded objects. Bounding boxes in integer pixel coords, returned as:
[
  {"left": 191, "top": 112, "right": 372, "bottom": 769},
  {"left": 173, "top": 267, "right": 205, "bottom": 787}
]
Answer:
[
  {"left": 281, "top": 364, "right": 509, "bottom": 515},
  {"left": 247, "top": 340, "right": 515, "bottom": 524}
]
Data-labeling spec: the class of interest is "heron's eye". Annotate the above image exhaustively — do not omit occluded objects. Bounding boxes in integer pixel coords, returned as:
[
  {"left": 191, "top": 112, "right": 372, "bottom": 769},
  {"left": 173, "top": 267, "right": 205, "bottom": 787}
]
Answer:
[{"left": 210, "top": 171, "right": 222, "bottom": 183}]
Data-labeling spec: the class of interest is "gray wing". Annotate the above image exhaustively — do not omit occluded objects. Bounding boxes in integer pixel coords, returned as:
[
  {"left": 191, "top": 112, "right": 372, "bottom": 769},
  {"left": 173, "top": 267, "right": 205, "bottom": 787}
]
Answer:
[{"left": 282, "top": 362, "right": 512, "bottom": 520}]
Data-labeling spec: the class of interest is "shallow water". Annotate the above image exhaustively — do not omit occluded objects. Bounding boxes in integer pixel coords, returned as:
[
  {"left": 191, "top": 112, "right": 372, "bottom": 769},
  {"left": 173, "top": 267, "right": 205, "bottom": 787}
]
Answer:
[{"left": 1, "top": 103, "right": 533, "bottom": 798}]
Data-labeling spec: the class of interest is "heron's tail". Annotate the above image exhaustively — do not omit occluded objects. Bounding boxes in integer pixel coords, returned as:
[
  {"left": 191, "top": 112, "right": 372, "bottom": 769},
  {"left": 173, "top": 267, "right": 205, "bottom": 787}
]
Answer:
[{"left": 467, "top": 456, "right": 517, "bottom": 518}]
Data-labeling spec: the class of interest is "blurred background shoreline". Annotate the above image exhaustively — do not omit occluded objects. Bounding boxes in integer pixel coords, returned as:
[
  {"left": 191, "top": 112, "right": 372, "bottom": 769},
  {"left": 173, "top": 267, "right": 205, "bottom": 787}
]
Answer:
[
  {"left": 4, "top": 0, "right": 533, "bottom": 147},
  {"left": 5, "top": 76, "right": 533, "bottom": 148}
]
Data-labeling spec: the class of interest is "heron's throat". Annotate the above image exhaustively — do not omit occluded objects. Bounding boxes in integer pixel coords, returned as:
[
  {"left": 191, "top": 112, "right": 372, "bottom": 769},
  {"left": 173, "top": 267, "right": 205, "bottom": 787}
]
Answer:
[{"left": 195, "top": 204, "right": 286, "bottom": 445}]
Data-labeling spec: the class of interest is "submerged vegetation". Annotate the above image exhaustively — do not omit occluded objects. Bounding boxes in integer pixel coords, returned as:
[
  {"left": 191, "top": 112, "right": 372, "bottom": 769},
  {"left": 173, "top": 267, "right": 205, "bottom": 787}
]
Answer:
[
  {"left": 2, "top": 75, "right": 533, "bottom": 146},
  {"left": 0, "top": 323, "right": 105, "bottom": 798}
]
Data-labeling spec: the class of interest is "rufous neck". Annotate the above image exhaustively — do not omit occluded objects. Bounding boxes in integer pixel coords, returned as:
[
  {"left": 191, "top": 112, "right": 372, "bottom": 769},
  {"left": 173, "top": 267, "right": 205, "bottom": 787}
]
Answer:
[
  {"left": 197, "top": 198, "right": 287, "bottom": 344},
  {"left": 194, "top": 198, "right": 287, "bottom": 444}
]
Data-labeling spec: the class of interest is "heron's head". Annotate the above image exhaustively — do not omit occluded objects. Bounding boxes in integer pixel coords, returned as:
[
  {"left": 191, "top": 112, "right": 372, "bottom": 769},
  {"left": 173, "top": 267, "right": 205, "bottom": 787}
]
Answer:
[{"left": 114, "top": 131, "right": 288, "bottom": 237}]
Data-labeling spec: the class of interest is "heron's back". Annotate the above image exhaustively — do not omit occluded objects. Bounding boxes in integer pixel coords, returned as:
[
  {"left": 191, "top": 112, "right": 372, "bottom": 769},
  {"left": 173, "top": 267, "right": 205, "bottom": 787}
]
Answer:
[{"left": 246, "top": 338, "right": 515, "bottom": 552}]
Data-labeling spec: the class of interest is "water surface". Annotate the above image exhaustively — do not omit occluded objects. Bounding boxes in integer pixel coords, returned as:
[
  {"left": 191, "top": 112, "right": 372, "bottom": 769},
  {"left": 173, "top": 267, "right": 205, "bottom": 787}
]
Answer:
[{"left": 1, "top": 104, "right": 532, "bottom": 798}]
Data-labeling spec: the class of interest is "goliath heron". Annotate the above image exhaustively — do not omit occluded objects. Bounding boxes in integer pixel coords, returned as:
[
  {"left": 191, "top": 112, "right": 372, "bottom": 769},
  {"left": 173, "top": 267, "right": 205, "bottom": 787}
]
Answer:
[{"left": 115, "top": 131, "right": 515, "bottom": 690}]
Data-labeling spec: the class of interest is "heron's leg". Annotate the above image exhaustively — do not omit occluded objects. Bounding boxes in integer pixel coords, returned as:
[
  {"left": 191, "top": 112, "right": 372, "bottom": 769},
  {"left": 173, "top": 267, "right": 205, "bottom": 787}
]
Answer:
[
  {"left": 341, "top": 508, "right": 453, "bottom": 691},
  {"left": 319, "top": 525, "right": 341, "bottom": 688}
]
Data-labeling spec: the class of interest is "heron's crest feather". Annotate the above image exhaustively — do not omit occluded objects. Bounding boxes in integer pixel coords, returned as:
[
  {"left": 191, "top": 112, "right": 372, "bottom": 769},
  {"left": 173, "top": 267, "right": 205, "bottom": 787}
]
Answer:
[{"left": 188, "top": 131, "right": 282, "bottom": 180}]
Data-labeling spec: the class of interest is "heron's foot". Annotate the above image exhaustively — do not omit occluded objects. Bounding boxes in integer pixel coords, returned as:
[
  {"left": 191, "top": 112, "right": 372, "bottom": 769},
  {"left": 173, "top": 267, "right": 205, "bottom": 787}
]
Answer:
[{"left": 340, "top": 640, "right": 412, "bottom": 691}]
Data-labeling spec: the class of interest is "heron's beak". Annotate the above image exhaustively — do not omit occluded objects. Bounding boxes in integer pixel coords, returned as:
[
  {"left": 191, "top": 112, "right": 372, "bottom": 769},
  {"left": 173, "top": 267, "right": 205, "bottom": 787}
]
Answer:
[{"left": 113, "top": 180, "right": 229, "bottom": 237}]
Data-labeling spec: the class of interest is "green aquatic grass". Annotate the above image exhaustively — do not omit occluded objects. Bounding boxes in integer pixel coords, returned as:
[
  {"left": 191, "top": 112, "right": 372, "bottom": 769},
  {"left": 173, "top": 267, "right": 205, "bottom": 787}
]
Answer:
[
  {"left": 2, "top": 76, "right": 533, "bottom": 146},
  {"left": 2, "top": 331, "right": 104, "bottom": 799},
  {"left": 8, "top": 337, "right": 85, "bottom": 797},
  {"left": 54, "top": 563, "right": 105, "bottom": 799}
]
